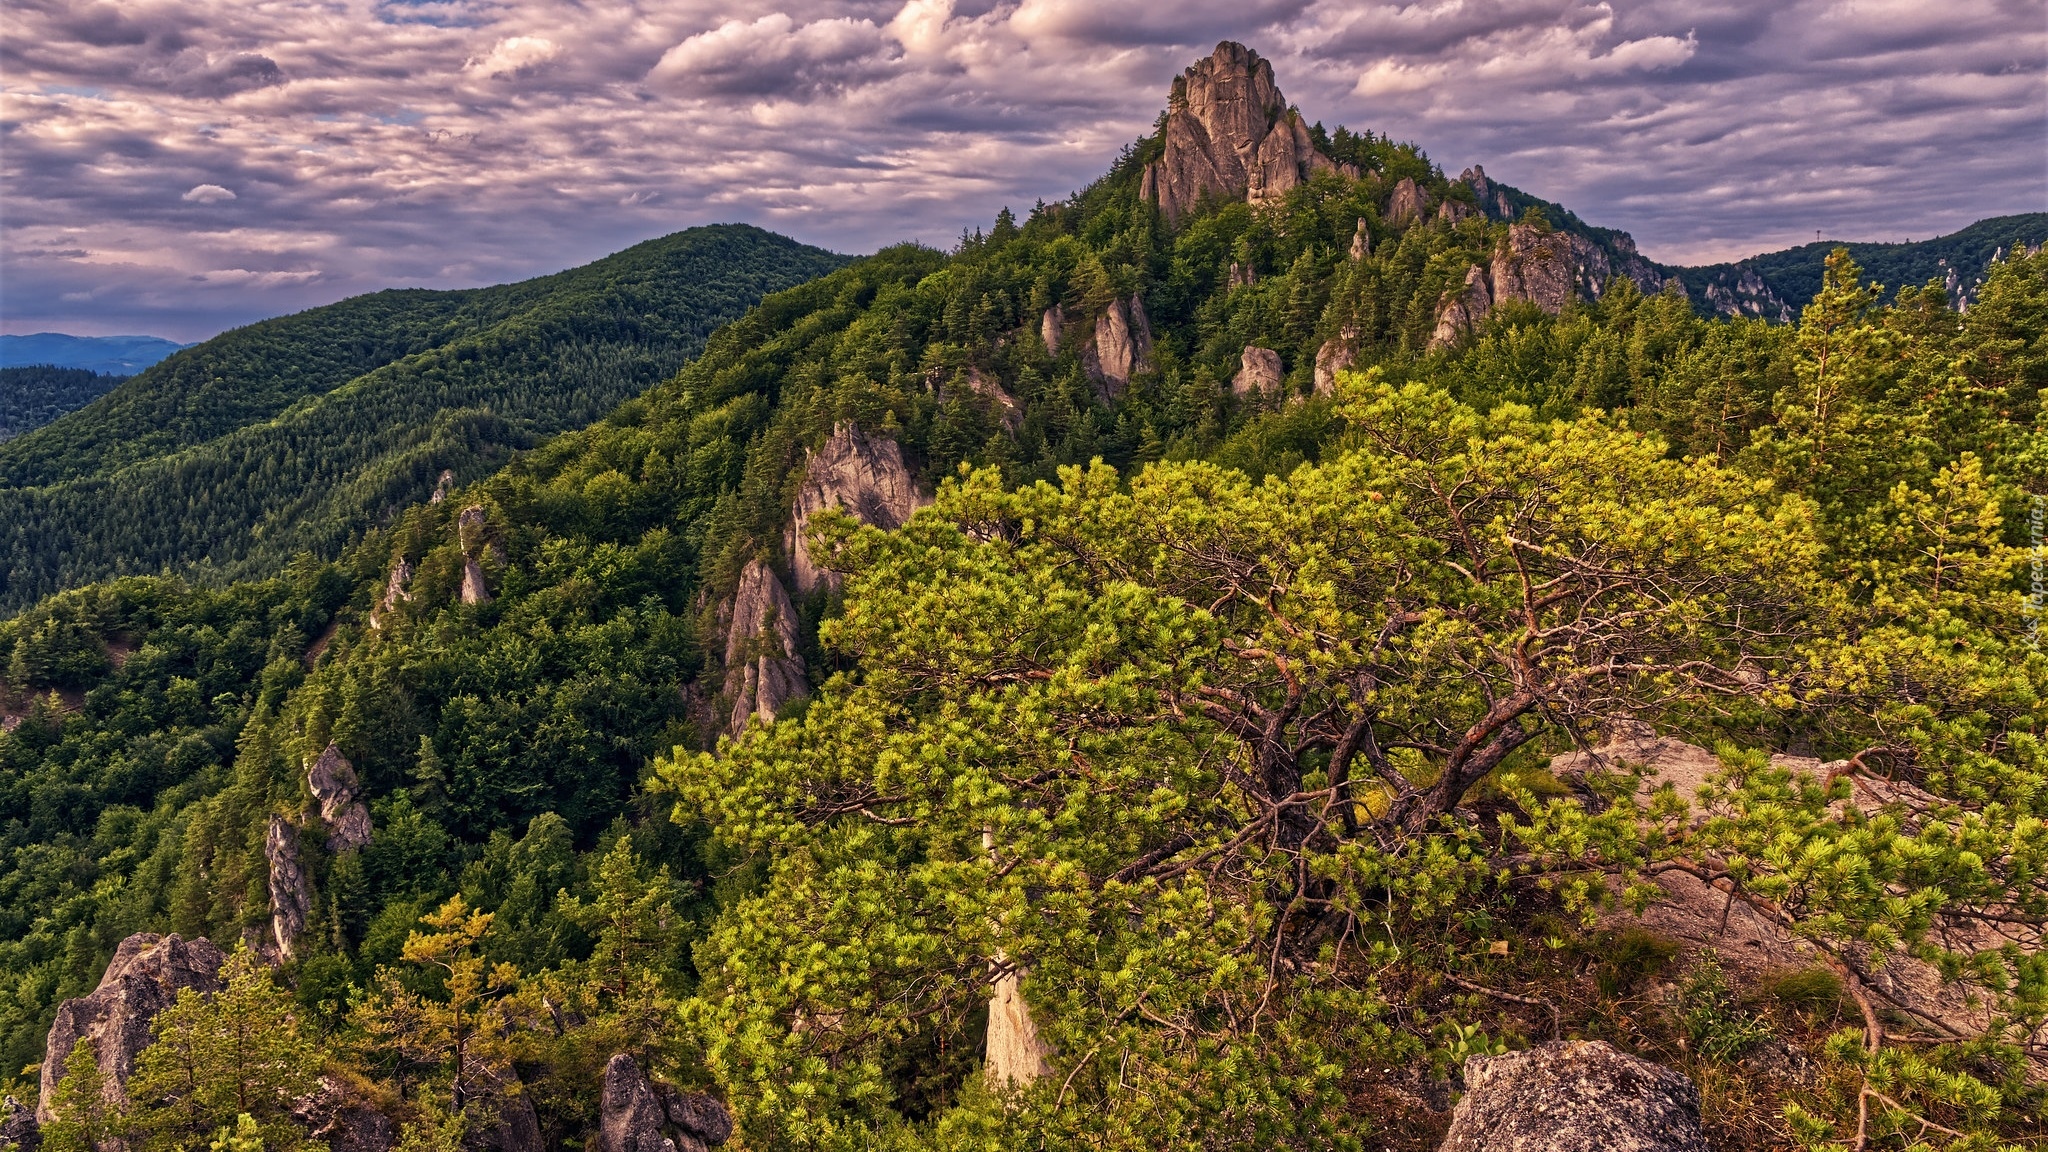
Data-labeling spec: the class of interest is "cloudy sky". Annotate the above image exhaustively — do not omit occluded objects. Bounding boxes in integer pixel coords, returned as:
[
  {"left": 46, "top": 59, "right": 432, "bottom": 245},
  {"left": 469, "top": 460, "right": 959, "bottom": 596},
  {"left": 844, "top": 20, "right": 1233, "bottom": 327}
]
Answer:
[{"left": 3, "top": 0, "right": 2042, "bottom": 342}]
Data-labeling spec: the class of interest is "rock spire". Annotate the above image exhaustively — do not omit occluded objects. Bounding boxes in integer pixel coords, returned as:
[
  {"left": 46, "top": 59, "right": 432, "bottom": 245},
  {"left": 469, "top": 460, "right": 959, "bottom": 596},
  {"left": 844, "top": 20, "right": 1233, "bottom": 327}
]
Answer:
[{"left": 1139, "top": 42, "right": 1349, "bottom": 224}]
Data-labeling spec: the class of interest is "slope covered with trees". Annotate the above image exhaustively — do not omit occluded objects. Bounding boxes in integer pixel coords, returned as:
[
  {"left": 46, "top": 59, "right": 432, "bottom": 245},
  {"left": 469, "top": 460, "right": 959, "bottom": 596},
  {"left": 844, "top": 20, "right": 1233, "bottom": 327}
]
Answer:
[
  {"left": 0, "top": 367, "right": 126, "bottom": 442},
  {"left": 1, "top": 42, "right": 2043, "bottom": 1152},
  {"left": 0, "top": 225, "right": 847, "bottom": 613}
]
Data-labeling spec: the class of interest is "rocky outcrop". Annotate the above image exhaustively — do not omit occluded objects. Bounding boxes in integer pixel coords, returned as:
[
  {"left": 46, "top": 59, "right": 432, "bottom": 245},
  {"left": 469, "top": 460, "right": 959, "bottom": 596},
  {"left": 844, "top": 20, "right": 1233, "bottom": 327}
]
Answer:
[
  {"left": 1313, "top": 326, "right": 1359, "bottom": 397},
  {"left": 292, "top": 1076, "right": 394, "bottom": 1152},
  {"left": 1350, "top": 219, "right": 1370, "bottom": 260},
  {"left": 1139, "top": 42, "right": 1349, "bottom": 224},
  {"left": 266, "top": 815, "right": 310, "bottom": 962},
  {"left": 1231, "top": 346, "right": 1283, "bottom": 400},
  {"left": 307, "top": 742, "right": 372, "bottom": 852},
  {"left": 1438, "top": 200, "right": 1475, "bottom": 224},
  {"left": 465, "top": 1060, "right": 541, "bottom": 1152},
  {"left": 1, "top": 1095, "right": 39, "bottom": 1152},
  {"left": 1386, "top": 177, "right": 1429, "bottom": 228},
  {"left": 370, "top": 558, "right": 414, "bottom": 630},
  {"left": 38, "top": 934, "right": 226, "bottom": 1125},
  {"left": 1040, "top": 304, "right": 1064, "bottom": 354},
  {"left": 986, "top": 968, "right": 1052, "bottom": 1090},
  {"left": 1461, "top": 165, "right": 1493, "bottom": 208},
  {"left": 788, "top": 423, "right": 925, "bottom": 596},
  {"left": 1491, "top": 223, "right": 1576, "bottom": 314},
  {"left": 429, "top": 469, "right": 455, "bottom": 505},
  {"left": 1081, "top": 297, "right": 1153, "bottom": 400},
  {"left": 722, "top": 559, "right": 806, "bottom": 737},
  {"left": 1440, "top": 1041, "right": 1707, "bottom": 1152},
  {"left": 1227, "top": 261, "right": 1257, "bottom": 289},
  {"left": 599, "top": 1054, "right": 733, "bottom": 1152},
  {"left": 1429, "top": 264, "right": 1494, "bottom": 350},
  {"left": 959, "top": 367, "right": 1021, "bottom": 432},
  {"left": 458, "top": 505, "right": 492, "bottom": 606}
]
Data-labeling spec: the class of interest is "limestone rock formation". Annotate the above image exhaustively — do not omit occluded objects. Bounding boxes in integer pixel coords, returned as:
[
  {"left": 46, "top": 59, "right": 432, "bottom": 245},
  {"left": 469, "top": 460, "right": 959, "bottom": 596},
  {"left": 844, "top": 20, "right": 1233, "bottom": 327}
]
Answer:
[
  {"left": 38, "top": 934, "right": 226, "bottom": 1125},
  {"left": 1, "top": 1095, "right": 39, "bottom": 1152},
  {"left": 1461, "top": 165, "right": 1493, "bottom": 207},
  {"left": 1548, "top": 724, "right": 1723, "bottom": 807},
  {"left": 1386, "top": 177, "right": 1429, "bottom": 227},
  {"left": 291, "top": 1076, "right": 394, "bottom": 1152},
  {"left": 1313, "top": 326, "right": 1359, "bottom": 397},
  {"left": 458, "top": 505, "right": 492, "bottom": 606},
  {"left": 788, "top": 423, "right": 925, "bottom": 597},
  {"left": 1350, "top": 219, "right": 1370, "bottom": 260},
  {"left": 428, "top": 469, "right": 455, "bottom": 505},
  {"left": 370, "top": 558, "right": 414, "bottom": 630},
  {"left": 1491, "top": 224, "right": 1576, "bottom": 314},
  {"left": 465, "top": 1060, "right": 542, "bottom": 1152},
  {"left": 307, "top": 742, "right": 373, "bottom": 852},
  {"left": 1227, "top": 261, "right": 1257, "bottom": 289},
  {"left": 1040, "top": 304, "right": 1064, "bottom": 354},
  {"left": 1429, "top": 264, "right": 1494, "bottom": 350},
  {"left": 1440, "top": 1041, "right": 1707, "bottom": 1152},
  {"left": 1231, "top": 346, "right": 1283, "bottom": 399},
  {"left": 1081, "top": 297, "right": 1153, "bottom": 400},
  {"left": 960, "top": 367, "right": 1022, "bottom": 432},
  {"left": 986, "top": 968, "right": 1053, "bottom": 1089},
  {"left": 599, "top": 1054, "right": 733, "bottom": 1152},
  {"left": 722, "top": 559, "right": 806, "bottom": 737},
  {"left": 1438, "top": 199, "right": 1475, "bottom": 224},
  {"left": 1139, "top": 42, "right": 1348, "bottom": 224},
  {"left": 266, "top": 815, "right": 311, "bottom": 962}
]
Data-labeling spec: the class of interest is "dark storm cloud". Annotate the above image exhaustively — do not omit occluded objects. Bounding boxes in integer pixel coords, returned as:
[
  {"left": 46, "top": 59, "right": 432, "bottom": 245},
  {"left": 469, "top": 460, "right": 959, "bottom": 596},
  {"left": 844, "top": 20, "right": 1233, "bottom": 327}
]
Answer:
[{"left": 3, "top": 0, "right": 2041, "bottom": 341}]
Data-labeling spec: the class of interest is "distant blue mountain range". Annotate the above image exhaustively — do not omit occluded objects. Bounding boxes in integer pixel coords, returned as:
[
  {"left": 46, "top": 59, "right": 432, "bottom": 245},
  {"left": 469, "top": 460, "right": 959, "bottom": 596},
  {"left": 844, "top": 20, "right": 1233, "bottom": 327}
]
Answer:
[{"left": 0, "top": 332, "right": 189, "bottom": 375}]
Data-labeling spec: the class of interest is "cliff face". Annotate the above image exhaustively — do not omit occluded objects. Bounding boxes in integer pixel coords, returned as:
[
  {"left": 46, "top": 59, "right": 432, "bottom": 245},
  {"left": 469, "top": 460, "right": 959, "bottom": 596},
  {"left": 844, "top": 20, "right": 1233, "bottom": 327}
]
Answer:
[
  {"left": 721, "top": 559, "right": 806, "bottom": 737},
  {"left": 307, "top": 742, "right": 372, "bottom": 852},
  {"left": 266, "top": 815, "right": 310, "bottom": 961},
  {"left": 1140, "top": 42, "right": 1349, "bottom": 224},
  {"left": 788, "top": 424, "right": 925, "bottom": 597},
  {"left": 1080, "top": 297, "right": 1154, "bottom": 400},
  {"left": 39, "top": 934, "right": 225, "bottom": 1125}
]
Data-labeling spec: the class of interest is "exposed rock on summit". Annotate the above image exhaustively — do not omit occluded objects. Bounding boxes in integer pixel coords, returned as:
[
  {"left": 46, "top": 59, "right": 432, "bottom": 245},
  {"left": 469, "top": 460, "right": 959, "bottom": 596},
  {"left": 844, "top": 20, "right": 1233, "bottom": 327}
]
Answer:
[
  {"left": 1440, "top": 1040, "right": 1708, "bottom": 1152},
  {"left": 1232, "top": 346, "right": 1283, "bottom": 399},
  {"left": 1140, "top": 42, "right": 1348, "bottom": 224},
  {"left": 370, "top": 558, "right": 413, "bottom": 630},
  {"left": 307, "top": 742, "right": 373, "bottom": 852},
  {"left": 38, "top": 934, "right": 226, "bottom": 1125},
  {"left": 722, "top": 559, "right": 806, "bottom": 737},
  {"left": 788, "top": 424, "right": 925, "bottom": 597}
]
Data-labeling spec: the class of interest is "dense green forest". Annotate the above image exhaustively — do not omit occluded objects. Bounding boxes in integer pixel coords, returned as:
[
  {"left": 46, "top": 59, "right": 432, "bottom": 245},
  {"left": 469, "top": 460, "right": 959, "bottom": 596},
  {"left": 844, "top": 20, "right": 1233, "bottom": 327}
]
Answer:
[
  {"left": 0, "top": 226, "right": 847, "bottom": 614},
  {"left": 1678, "top": 212, "right": 2048, "bottom": 314},
  {"left": 2, "top": 82, "right": 2044, "bottom": 1151},
  {"left": 0, "top": 367, "right": 126, "bottom": 442}
]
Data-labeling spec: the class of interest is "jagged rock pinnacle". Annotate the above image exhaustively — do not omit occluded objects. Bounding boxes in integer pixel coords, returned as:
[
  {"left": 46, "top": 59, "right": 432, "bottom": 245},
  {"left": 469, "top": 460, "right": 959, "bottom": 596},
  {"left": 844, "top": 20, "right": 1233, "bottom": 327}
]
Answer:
[{"left": 1140, "top": 42, "right": 1349, "bottom": 224}]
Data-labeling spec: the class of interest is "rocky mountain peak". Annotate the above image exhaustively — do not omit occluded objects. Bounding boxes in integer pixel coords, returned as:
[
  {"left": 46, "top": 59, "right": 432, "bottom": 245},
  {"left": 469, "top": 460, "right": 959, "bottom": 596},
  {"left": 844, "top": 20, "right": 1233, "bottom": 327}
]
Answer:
[{"left": 1141, "top": 42, "right": 1347, "bottom": 223}]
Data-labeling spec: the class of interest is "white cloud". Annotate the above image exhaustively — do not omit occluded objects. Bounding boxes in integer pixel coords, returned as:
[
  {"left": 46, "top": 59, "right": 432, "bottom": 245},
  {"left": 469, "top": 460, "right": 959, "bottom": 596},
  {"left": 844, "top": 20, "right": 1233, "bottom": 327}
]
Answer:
[
  {"left": 466, "top": 35, "right": 560, "bottom": 78},
  {"left": 0, "top": 0, "right": 2039, "bottom": 339}
]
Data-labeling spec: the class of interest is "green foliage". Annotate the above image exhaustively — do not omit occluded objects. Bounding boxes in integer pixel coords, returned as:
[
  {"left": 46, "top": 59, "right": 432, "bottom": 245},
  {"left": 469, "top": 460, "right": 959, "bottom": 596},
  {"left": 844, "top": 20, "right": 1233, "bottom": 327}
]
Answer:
[
  {"left": 42, "top": 1039, "right": 120, "bottom": 1152},
  {"left": 0, "top": 226, "right": 848, "bottom": 612},
  {"left": 0, "top": 125, "right": 2042, "bottom": 1151},
  {"left": 127, "top": 947, "right": 320, "bottom": 1151},
  {"left": 0, "top": 367, "right": 125, "bottom": 442}
]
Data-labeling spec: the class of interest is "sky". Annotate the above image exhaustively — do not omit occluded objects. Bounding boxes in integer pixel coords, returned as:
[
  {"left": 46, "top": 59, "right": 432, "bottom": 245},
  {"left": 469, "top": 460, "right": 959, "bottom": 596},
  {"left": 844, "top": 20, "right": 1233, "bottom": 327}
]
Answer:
[{"left": 2, "top": 0, "right": 2042, "bottom": 343}]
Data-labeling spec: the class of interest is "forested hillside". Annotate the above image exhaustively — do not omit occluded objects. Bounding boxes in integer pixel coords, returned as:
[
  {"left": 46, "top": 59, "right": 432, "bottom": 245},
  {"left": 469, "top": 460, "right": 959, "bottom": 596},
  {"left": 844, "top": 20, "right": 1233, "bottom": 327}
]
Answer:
[
  {"left": 0, "top": 41, "right": 2042, "bottom": 1152},
  {"left": 0, "top": 225, "right": 847, "bottom": 613},
  {"left": 1675, "top": 212, "right": 2048, "bottom": 320},
  {"left": 0, "top": 367, "right": 125, "bottom": 442}
]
